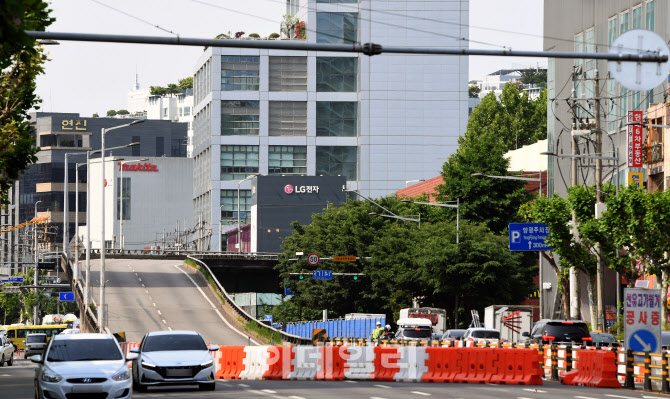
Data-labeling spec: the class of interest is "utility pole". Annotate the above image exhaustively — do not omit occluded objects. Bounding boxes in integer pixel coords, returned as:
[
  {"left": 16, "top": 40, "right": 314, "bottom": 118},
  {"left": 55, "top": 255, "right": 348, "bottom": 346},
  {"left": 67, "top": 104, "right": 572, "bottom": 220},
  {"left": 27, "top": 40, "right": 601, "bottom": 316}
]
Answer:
[
  {"left": 594, "top": 69, "right": 606, "bottom": 332},
  {"left": 569, "top": 67, "right": 580, "bottom": 321}
]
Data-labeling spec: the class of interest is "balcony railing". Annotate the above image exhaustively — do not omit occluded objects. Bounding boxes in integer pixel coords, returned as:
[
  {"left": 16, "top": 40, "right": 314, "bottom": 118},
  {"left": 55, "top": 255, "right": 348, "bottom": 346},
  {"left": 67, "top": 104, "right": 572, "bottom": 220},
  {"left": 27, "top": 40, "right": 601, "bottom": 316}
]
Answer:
[{"left": 643, "top": 141, "right": 664, "bottom": 163}]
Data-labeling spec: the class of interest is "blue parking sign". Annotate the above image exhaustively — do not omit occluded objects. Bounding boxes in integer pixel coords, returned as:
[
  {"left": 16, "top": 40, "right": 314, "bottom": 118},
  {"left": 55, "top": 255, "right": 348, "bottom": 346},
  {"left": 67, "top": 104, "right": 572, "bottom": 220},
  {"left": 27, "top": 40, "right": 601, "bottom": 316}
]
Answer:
[{"left": 509, "top": 223, "right": 552, "bottom": 251}]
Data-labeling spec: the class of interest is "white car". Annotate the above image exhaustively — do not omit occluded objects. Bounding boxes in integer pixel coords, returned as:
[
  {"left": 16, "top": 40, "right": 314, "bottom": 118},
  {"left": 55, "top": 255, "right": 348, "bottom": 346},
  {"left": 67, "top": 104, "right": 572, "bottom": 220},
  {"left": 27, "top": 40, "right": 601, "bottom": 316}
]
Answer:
[
  {"left": 32, "top": 333, "right": 136, "bottom": 399},
  {"left": 131, "top": 330, "right": 218, "bottom": 392}
]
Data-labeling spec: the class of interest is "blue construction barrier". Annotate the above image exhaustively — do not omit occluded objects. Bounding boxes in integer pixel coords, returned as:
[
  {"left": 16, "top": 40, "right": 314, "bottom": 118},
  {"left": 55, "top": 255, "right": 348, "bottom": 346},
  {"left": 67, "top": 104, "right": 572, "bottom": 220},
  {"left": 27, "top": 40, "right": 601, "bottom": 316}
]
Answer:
[{"left": 286, "top": 317, "right": 386, "bottom": 339}]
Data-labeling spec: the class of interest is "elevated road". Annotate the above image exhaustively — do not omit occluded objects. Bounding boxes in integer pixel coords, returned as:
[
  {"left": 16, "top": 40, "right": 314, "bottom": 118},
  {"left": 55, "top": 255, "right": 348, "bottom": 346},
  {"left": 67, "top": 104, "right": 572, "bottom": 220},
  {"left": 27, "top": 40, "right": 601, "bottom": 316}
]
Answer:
[{"left": 86, "top": 258, "right": 253, "bottom": 345}]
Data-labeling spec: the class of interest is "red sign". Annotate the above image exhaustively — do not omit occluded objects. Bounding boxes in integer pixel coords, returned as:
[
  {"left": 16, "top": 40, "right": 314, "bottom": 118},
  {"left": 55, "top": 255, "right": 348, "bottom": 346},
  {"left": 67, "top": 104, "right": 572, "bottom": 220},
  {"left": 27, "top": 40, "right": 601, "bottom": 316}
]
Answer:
[
  {"left": 627, "top": 111, "right": 643, "bottom": 168},
  {"left": 307, "top": 253, "right": 320, "bottom": 266},
  {"left": 117, "top": 162, "right": 159, "bottom": 172},
  {"left": 284, "top": 184, "right": 294, "bottom": 194}
]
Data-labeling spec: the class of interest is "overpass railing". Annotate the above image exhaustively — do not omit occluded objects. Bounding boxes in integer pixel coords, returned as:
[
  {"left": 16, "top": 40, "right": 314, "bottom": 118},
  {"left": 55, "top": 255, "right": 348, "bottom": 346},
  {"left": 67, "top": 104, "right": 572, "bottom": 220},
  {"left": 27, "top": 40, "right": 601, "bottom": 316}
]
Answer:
[
  {"left": 87, "top": 249, "right": 280, "bottom": 260},
  {"left": 187, "top": 255, "right": 311, "bottom": 346},
  {"left": 59, "top": 253, "right": 107, "bottom": 334}
]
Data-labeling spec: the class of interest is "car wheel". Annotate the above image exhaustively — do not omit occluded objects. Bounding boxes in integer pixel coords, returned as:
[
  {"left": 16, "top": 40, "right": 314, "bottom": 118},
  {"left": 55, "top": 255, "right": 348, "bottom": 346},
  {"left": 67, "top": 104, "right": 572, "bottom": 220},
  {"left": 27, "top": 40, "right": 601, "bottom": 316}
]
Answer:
[
  {"left": 7, "top": 354, "right": 12, "bottom": 366},
  {"left": 199, "top": 383, "right": 216, "bottom": 391},
  {"left": 0, "top": 354, "right": 5, "bottom": 367},
  {"left": 34, "top": 381, "right": 42, "bottom": 399},
  {"left": 137, "top": 382, "right": 148, "bottom": 393}
]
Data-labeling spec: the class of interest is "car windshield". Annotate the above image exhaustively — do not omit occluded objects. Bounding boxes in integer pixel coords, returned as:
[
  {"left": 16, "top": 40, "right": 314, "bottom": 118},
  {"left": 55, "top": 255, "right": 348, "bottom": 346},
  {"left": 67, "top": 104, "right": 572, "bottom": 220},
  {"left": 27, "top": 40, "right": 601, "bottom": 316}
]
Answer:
[
  {"left": 592, "top": 334, "right": 615, "bottom": 343},
  {"left": 27, "top": 335, "right": 47, "bottom": 343},
  {"left": 143, "top": 334, "right": 207, "bottom": 352},
  {"left": 401, "top": 328, "right": 432, "bottom": 339},
  {"left": 471, "top": 330, "right": 500, "bottom": 339},
  {"left": 46, "top": 339, "right": 122, "bottom": 362},
  {"left": 546, "top": 323, "right": 589, "bottom": 338},
  {"left": 447, "top": 330, "right": 465, "bottom": 339}
]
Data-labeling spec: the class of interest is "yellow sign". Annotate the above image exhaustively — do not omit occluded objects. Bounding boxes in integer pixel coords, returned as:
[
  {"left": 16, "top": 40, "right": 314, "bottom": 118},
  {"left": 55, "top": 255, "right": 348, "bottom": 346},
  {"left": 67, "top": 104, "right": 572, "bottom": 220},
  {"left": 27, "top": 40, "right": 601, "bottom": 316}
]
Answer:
[
  {"left": 312, "top": 328, "right": 326, "bottom": 345},
  {"left": 333, "top": 256, "right": 357, "bottom": 262},
  {"left": 628, "top": 172, "right": 643, "bottom": 188},
  {"left": 61, "top": 119, "right": 88, "bottom": 131}
]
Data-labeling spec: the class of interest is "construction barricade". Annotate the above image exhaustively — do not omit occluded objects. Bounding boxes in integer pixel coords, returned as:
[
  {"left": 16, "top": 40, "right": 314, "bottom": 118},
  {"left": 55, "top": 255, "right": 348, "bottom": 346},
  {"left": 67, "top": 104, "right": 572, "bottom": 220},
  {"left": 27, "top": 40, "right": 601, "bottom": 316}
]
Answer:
[
  {"left": 215, "top": 346, "right": 246, "bottom": 379},
  {"left": 288, "top": 346, "right": 320, "bottom": 380},
  {"left": 316, "top": 346, "right": 347, "bottom": 381},
  {"left": 561, "top": 348, "right": 620, "bottom": 388},
  {"left": 394, "top": 346, "right": 428, "bottom": 382},
  {"left": 264, "top": 346, "right": 293, "bottom": 380},
  {"left": 344, "top": 345, "right": 375, "bottom": 380},
  {"left": 372, "top": 346, "right": 401, "bottom": 381},
  {"left": 422, "top": 347, "right": 461, "bottom": 383},
  {"left": 490, "top": 347, "right": 544, "bottom": 385}
]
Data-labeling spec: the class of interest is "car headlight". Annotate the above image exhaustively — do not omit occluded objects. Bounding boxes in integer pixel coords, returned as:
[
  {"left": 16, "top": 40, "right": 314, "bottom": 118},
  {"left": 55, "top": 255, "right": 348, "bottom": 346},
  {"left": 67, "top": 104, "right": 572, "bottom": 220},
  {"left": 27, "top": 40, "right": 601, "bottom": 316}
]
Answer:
[
  {"left": 112, "top": 367, "right": 131, "bottom": 381},
  {"left": 200, "top": 360, "right": 213, "bottom": 368},
  {"left": 141, "top": 360, "right": 157, "bottom": 369},
  {"left": 42, "top": 369, "right": 62, "bottom": 383}
]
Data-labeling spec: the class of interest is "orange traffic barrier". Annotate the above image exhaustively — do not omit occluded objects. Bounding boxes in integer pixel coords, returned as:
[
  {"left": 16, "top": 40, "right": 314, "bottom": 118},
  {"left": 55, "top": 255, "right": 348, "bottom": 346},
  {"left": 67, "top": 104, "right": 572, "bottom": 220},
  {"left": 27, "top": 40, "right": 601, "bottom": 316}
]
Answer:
[
  {"left": 216, "top": 346, "right": 246, "bottom": 379},
  {"left": 453, "top": 347, "right": 496, "bottom": 384},
  {"left": 316, "top": 346, "right": 348, "bottom": 381},
  {"left": 490, "top": 348, "right": 543, "bottom": 385},
  {"left": 372, "top": 347, "right": 400, "bottom": 381},
  {"left": 422, "top": 347, "right": 462, "bottom": 383},
  {"left": 561, "top": 349, "right": 620, "bottom": 388},
  {"left": 264, "top": 346, "right": 293, "bottom": 380}
]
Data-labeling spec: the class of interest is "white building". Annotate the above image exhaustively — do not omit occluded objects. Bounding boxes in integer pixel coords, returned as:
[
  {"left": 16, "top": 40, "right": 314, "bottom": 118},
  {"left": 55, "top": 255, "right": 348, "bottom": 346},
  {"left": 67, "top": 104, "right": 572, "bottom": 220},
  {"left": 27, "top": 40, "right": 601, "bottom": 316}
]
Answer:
[
  {"left": 87, "top": 157, "right": 193, "bottom": 251},
  {"left": 191, "top": 0, "right": 469, "bottom": 251},
  {"left": 470, "top": 68, "right": 546, "bottom": 99}
]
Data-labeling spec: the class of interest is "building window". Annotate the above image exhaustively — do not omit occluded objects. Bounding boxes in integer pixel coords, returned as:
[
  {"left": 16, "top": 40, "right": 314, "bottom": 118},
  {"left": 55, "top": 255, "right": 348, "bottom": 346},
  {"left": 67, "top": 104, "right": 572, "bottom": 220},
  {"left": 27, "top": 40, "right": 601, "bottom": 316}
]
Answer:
[
  {"left": 574, "top": 33, "right": 583, "bottom": 117},
  {"left": 268, "top": 146, "right": 307, "bottom": 175},
  {"left": 632, "top": 5, "right": 642, "bottom": 29},
  {"left": 316, "top": 146, "right": 357, "bottom": 180},
  {"left": 116, "top": 177, "right": 130, "bottom": 221},
  {"left": 632, "top": 91, "right": 641, "bottom": 111},
  {"left": 620, "top": 11, "right": 629, "bottom": 34},
  {"left": 221, "top": 101, "right": 260, "bottom": 136},
  {"left": 220, "top": 145, "right": 259, "bottom": 180},
  {"left": 646, "top": 88, "right": 654, "bottom": 110},
  {"left": 163, "top": 108, "right": 168, "bottom": 117},
  {"left": 269, "top": 56, "right": 307, "bottom": 91},
  {"left": 171, "top": 138, "right": 186, "bottom": 157},
  {"left": 269, "top": 102, "right": 307, "bottom": 136},
  {"left": 316, "top": 57, "right": 358, "bottom": 92},
  {"left": 220, "top": 189, "right": 251, "bottom": 225},
  {"left": 132, "top": 136, "right": 140, "bottom": 156},
  {"left": 316, "top": 102, "right": 358, "bottom": 136},
  {"left": 646, "top": 1, "right": 655, "bottom": 31},
  {"left": 608, "top": 16, "right": 617, "bottom": 47},
  {"left": 184, "top": 106, "right": 191, "bottom": 116},
  {"left": 155, "top": 137, "right": 164, "bottom": 156},
  {"left": 179, "top": 107, "right": 183, "bottom": 117},
  {"left": 584, "top": 28, "right": 594, "bottom": 73},
  {"left": 221, "top": 56, "right": 260, "bottom": 91},
  {"left": 317, "top": 0, "right": 357, "bottom": 2},
  {"left": 316, "top": 12, "right": 358, "bottom": 44}
]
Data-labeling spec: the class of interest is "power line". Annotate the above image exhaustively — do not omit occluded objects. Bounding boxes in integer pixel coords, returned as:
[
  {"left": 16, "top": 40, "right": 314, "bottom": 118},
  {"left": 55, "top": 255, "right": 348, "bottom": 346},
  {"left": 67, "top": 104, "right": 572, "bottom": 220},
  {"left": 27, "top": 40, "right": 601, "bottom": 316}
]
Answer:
[{"left": 89, "top": 0, "right": 179, "bottom": 37}]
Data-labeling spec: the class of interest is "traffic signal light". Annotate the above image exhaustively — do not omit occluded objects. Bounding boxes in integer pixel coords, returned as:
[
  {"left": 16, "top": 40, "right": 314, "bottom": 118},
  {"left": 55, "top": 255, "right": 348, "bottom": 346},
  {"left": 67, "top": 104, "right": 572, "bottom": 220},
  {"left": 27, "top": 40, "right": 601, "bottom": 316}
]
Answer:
[
  {"left": 299, "top": 275, "right": 304, "bottom": 280},
  {"left": 353, "top": 275, "right": 358, "bottom": 280}
]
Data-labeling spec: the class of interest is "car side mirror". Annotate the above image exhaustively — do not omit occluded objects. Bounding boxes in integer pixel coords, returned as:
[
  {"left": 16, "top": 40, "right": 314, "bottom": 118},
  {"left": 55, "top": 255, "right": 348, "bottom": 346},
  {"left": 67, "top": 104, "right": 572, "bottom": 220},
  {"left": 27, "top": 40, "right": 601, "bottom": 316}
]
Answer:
[
  {"left": 129, "top": 348, "right": 139, "bottom": 353},
  {"left": 30, "top": 355, "right": 43, "bottom": 364},
  {"left": 208, "top": 345, "right": 219, "bottom": 352},
  {"left": 522, "top": 332, "right": 529, "bottom": 337},
  {"left": 126, "top": 353, "right": 138, "bottom": 361}
]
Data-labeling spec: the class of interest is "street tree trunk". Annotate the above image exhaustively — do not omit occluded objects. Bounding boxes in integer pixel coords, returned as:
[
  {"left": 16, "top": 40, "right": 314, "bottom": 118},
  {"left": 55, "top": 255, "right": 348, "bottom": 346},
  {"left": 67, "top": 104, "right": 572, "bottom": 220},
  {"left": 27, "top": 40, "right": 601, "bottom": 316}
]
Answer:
[{"left": 587, "top": 273, "right": 597, "bottom": 330}]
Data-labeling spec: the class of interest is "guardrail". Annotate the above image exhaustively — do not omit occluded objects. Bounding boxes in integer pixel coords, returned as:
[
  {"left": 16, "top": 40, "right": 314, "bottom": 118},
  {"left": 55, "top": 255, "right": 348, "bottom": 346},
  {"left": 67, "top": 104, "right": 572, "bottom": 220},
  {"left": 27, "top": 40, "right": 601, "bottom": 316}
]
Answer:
[
  {"left": 186, "top": 256, "right": 311, "bottom": 346},
  {"left": 59, "top": 253, "right": 107, "bottom": 334},
  {"left": 86, "top": 249, "right": 280, "bottom": 261}
]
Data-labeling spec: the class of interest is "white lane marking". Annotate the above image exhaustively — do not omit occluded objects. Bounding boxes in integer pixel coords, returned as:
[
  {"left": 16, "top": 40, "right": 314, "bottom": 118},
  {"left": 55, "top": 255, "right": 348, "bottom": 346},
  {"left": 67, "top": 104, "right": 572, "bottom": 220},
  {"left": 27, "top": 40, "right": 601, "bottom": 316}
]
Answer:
[
  {"left": 174, "top": 264, "right": 260, "bottom": 345},
  {"left": 374, "top": 385, "right": 391, "bottom": 388},
  {"left": 345, "top": 380, "right": 357, "bottom": 383},
  {"left": 238, "top": 383, "right": 249, "bottom": 387},
  {"left": 288, "top": 397, "right": 305, "bottom": 399},
  {"left": 643, "top": 397, "right": 667, "bottom": 399},
  {"left": 261, "top": 390, "right": 277, "bottom": 394},
  {"left": 370, "top": 397, "right": 387, "bottom": 399},
  {"left": 134, "top": 273, "right": 137, "bottom": 276},
  {"left": 138, "top": 278, "right": 142, "bottom": 282},
  {"left": 576, "top": 396, "right": 599, "bottom": 399},
  {"left": 411, "top": 392, "right": 430, "bottom": 396},
  {"left": 141, "top": 284, "right": 145, "bottom": 287},
  {"left": 523, "top": 388, "right": 546, "bottom": 393},
  {"left": 153, "top": 303, "right": 156, "bottom": 307},
  {"left": 168, "top": 327, "right": 172, "bottom": 331},
  {"left": 605, "top": 396, "right": 639, "bottom": 399},
  {"left": 157, "top": 310, "right": 162, "bottom": 316},
  {"left": 0, "top": 374, "right": 10, "bottom": 377},
  {"left": 162, "top": 319, "right": 166, "bottom": 324}
]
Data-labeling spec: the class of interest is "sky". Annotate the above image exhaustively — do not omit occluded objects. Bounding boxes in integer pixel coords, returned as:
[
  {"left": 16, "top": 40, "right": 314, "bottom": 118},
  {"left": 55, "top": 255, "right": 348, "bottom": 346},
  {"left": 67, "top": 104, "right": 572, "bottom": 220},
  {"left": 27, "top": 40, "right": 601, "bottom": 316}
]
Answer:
[{"left": 35, "top": 0, "right": 545, "bottom": 117}]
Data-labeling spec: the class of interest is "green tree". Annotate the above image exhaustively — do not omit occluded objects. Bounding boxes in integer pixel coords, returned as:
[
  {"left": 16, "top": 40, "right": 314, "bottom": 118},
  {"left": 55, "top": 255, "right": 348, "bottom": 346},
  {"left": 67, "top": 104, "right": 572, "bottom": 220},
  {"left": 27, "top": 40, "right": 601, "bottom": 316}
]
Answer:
[
  {"left": 520, "top": 68, "right": 547, "bottom": 89},
  {"left": 248, "top": 33, "right": 260, "bottom": 38},
  {"left": 166, "top": 83, "right": 179, "bottom": 97},
  {"left": 468, "top": 85, "right": 480, "bottom": 98},
  {"left": 269, "top": 33, "right": 280, "bottom": 39},
  {"left": 116, "top": 109, "right": 129, "bottom": 115},
  {"left": 92, "top": 113, "right": 99, "bottom": 118},
  {"left": 178, "top": 77, "right": 193, "bottom": 90},
  {"left": 150, "top": 85, "right": 167, "bottom": 96},
  {"left": 106, "top": 110, "right": 117, "bottom": 117},
  {"left": 0, "top": 0, "right": 54, "bottom": 205}
]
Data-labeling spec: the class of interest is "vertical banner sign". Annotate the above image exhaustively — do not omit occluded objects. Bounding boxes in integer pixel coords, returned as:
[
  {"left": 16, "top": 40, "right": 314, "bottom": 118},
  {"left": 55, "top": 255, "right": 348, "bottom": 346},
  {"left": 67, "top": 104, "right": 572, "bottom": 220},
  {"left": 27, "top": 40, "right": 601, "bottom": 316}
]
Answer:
[
  {"left": 624, "top": 288, "right": 661, "bottom": 354},
  {"left": 627, "top": 110, "right": 644, "bottom": 167}
]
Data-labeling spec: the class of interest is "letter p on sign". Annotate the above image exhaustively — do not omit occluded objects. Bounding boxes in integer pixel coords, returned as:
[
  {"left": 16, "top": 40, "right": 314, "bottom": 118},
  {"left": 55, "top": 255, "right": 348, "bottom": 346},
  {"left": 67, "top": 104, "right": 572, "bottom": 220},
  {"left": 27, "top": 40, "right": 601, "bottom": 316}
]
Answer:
[{"left": 511, "top": 231, "right": 520, "bottom": 243}]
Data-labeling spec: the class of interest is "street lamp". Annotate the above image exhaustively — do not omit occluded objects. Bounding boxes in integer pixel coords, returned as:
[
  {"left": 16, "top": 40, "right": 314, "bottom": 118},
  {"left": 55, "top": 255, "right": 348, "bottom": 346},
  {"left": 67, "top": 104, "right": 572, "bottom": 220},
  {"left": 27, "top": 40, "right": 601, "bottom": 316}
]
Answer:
[
  {"left": 237, "top": 174, "right": 260, "bottom": 253},
  {"left": 471, "top": 171, "right": 544, "bottom": 318},
  {"left": 64, "top": 152, "right": 88, "bottom": 278},
  {"left": 118, "top": 158, "right": 148, "bottom": 251},
  {"left": 344, "top": 189, "right": 399, "bottom": 217},
  {"left": 99, "top": 119, "right": 144, "bottom": 332},
  {"left": 401, "top": 199, "right": 460, "bottom": 243},
  {"left": 83, "top": 142, "right": 138, "bottom": 331},
  {"left": 368, "top": 212, "right": 421, "bottom": 228},
  {"left": 33, "top": 200, "right": 41, "bottom": 325}
]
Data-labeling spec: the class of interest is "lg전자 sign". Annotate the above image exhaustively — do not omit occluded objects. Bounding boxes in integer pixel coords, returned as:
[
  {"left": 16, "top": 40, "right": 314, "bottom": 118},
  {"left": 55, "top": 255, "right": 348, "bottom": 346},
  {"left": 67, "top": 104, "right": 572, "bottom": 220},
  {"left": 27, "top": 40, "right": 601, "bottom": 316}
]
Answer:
[
  {"left": 508, "top": 223, "right": 552, "bottom": 251},
  {"left": 624, "top": 288, "right": 661, "bottom": 353}
]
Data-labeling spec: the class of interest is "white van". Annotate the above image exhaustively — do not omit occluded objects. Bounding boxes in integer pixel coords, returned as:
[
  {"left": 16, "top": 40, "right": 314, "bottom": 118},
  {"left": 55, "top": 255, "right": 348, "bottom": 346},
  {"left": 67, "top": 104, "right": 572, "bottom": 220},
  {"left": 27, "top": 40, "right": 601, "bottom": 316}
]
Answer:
[{"left": 395, "top": 318, "right": 433, "bottom": 341}]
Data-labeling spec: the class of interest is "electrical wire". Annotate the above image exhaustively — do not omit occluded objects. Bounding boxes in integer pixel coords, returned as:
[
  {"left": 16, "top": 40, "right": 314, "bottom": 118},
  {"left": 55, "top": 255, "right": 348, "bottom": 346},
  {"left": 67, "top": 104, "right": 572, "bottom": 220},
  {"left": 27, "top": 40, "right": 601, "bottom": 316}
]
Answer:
[{"left": 89, "top": 0, "right": 180, "bottom": 37}]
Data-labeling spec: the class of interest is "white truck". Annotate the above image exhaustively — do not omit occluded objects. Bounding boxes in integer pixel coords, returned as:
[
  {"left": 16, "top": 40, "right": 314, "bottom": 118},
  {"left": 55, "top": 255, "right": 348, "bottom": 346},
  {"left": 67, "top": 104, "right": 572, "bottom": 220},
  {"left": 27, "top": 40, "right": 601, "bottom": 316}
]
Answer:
[
  {"left": 484, "top": 305, "right": 533, "bottom": 343},
  {"left": 398, "top": 307, "right": 447, "bottom": 335}
]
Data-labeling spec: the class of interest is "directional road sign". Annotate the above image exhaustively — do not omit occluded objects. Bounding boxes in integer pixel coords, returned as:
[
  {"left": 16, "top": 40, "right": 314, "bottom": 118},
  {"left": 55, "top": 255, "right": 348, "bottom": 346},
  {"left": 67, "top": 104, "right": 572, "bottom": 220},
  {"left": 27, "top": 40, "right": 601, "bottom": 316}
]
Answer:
[
  {"left": 264, "top": 315, "right": 273, "bottom": 323},
  {"left": 333, "top": 256, "right": 357, "bottom": 262},
  {"left": 307, "top": 253, "right": 320, "bottom": 266},
  {"left": 508, "top": 223, "right": 552, "bottom": 251},
  {"left": 1, "top": 277, "right": 24, "bottom": 283},
  {"left": 624, "top": 288, "right": 661, "bottom": 354},
  {"left": 59, "top": 292, "right": 75, "bottom": 302},
  {"left": 312, "top": 270, "right": 333, "bottom": 280},
  {"left": 284, "top": 288, "right": 294, "bottom": 296}
]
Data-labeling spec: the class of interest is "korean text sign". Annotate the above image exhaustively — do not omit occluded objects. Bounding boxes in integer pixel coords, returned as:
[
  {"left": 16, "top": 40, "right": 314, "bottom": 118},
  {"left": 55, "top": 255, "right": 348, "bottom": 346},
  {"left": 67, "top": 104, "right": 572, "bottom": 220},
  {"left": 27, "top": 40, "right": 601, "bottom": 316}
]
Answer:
[
  {"left": 624, "top": 288, "right": 661, "bottom": 353},
  {"left": 627, "top": 110, "right": 643, "bottom": 168}
]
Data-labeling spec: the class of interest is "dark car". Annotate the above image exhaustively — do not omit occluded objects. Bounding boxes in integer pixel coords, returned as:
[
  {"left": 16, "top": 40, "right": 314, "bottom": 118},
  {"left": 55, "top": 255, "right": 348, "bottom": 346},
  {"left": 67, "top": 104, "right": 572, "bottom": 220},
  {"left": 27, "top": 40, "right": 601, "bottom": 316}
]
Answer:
[
  {"left": 661, "top": 331, "right": 670, "bottom": 350},
  {"left": 522, "top": 320, "right": 591, "bottom": 345},
  {"left": 590, "top": 332, "right": 620, "bottom": 348}
]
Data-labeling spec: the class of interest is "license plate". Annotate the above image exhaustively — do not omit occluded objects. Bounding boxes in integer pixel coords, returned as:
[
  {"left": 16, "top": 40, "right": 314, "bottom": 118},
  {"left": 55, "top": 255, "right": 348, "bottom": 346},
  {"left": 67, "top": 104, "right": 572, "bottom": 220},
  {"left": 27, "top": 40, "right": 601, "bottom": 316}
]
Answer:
[
  {"left": 71, "top": 385, "right": 104, "bottom": 393},
  {"left": 165, "top": 369, "right": 192, "bottom": 377}
]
